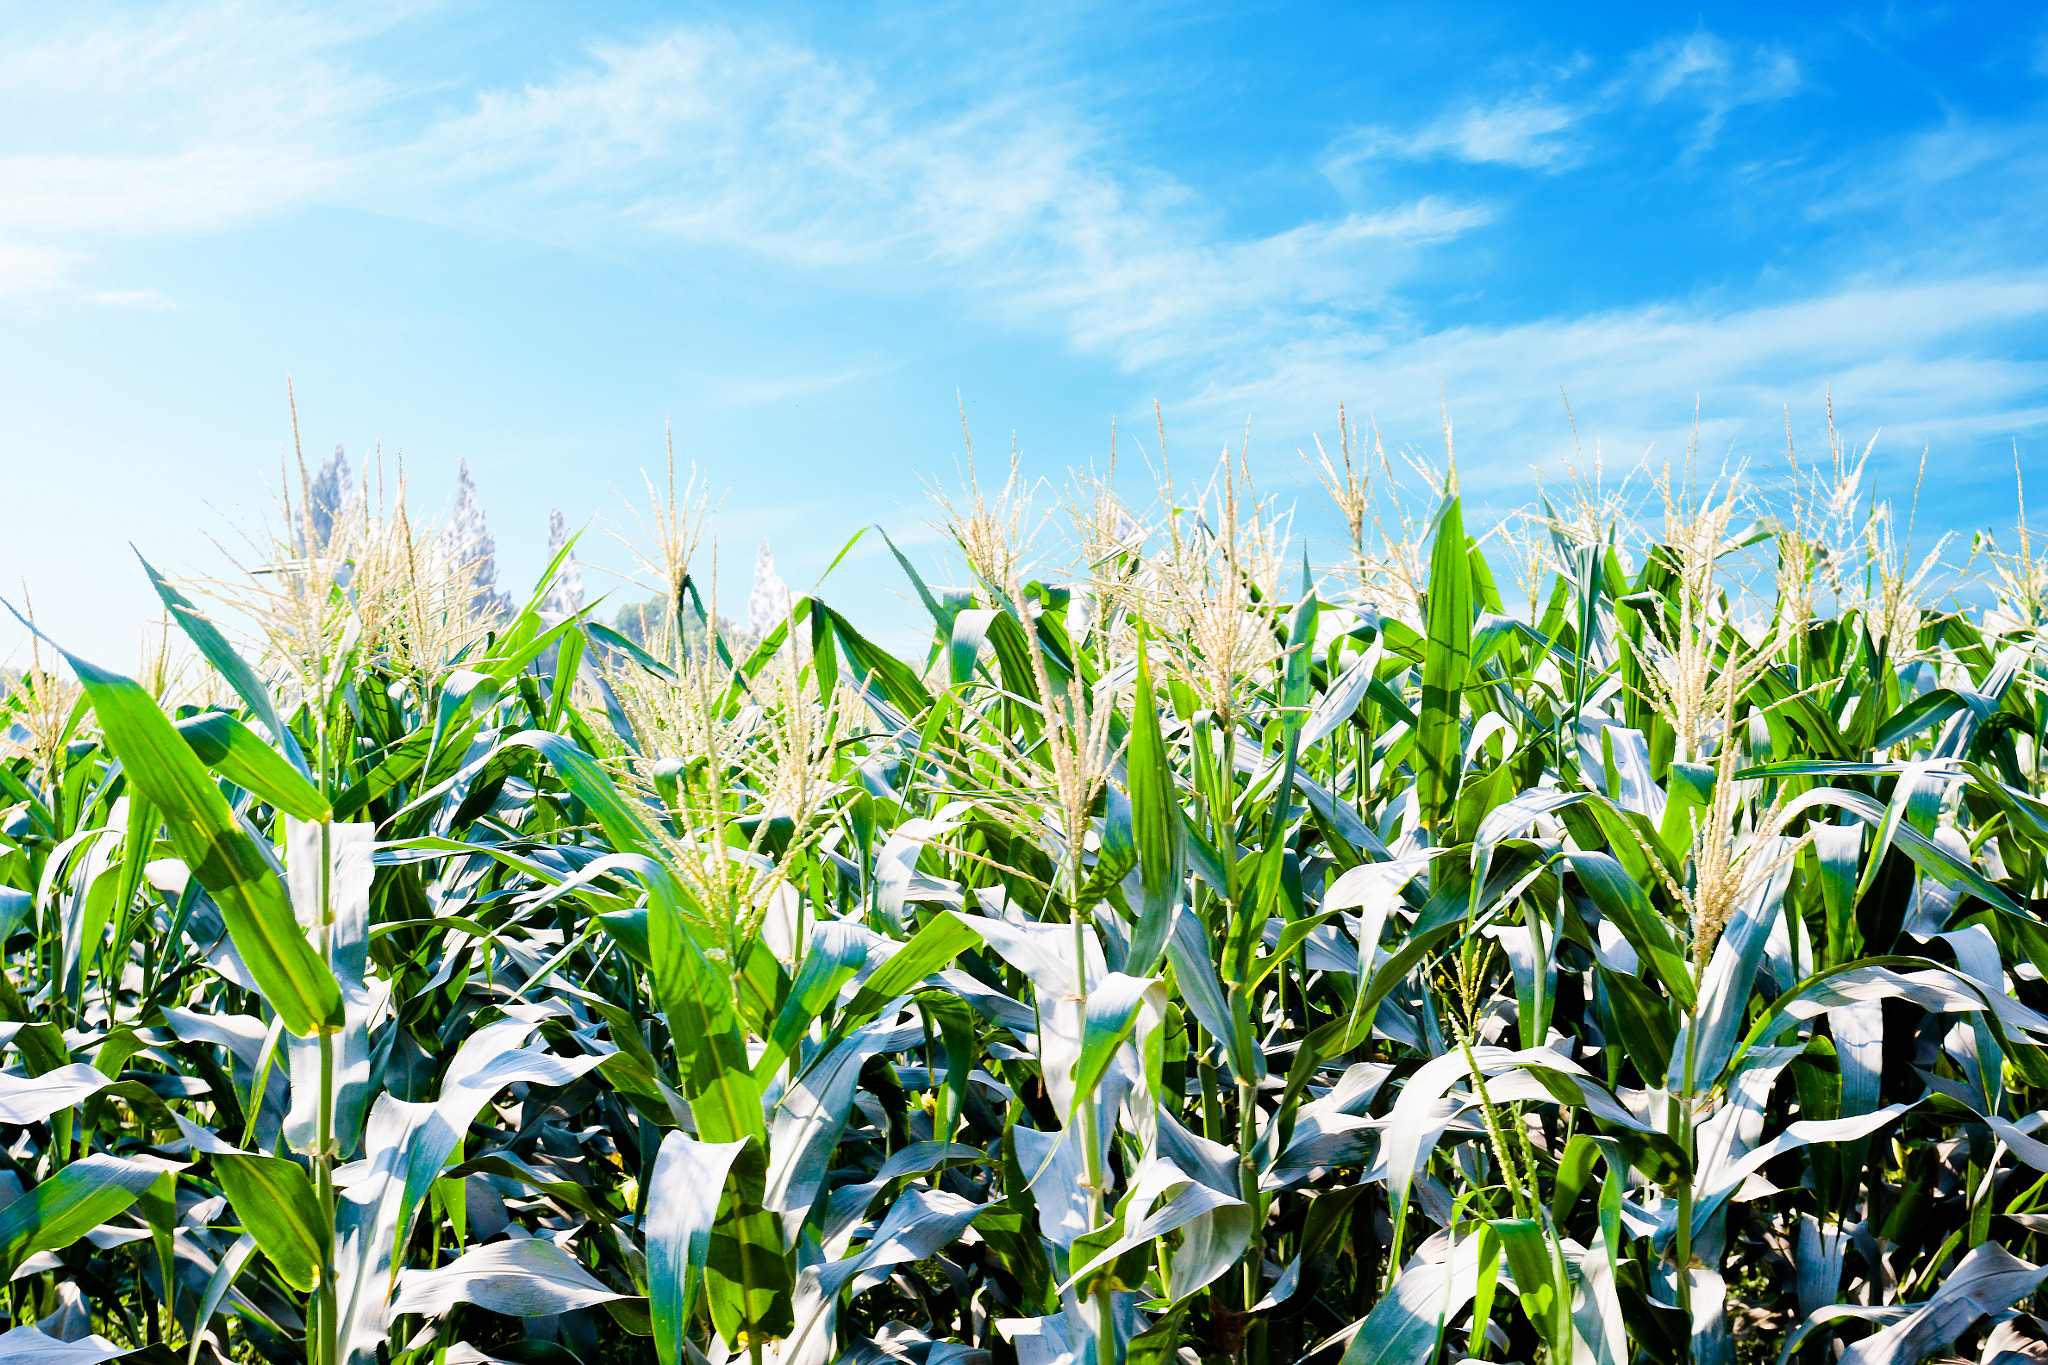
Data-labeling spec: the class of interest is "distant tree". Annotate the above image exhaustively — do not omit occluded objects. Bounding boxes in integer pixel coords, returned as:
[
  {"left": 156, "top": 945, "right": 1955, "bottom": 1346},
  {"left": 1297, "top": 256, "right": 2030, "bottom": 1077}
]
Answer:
[
  {"left": 442, "top": 457, "right": 513, "bottom": 620},
  {"left": 610, "top": 594, "right": 752, "bottom": 661},
  {"left": 542, "top": 509, "right": 585, "bottom": 619},
  {"left": 296, "top": 444, "right": 356, "bottom": 553},
  {"left": 748, "top": 536, "right": 792, "bottom": 637}
]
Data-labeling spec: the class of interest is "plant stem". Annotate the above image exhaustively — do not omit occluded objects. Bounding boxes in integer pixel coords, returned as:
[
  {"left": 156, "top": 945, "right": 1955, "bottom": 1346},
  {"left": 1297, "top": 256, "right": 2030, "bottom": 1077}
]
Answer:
[
  {"left": 316, "top": 1025, "right": 337, "bottom": 1365},
  {"left": 314, "top": 812, "right": 338, "bottom": 1365},
  {"left": 1236, "top": 1071, "right": 1262, "bottom": 1352},
  {"left": 1674, "top": 1017, "right": 1699, "bottom": 1348},
  {"left": 1070, "top": 847, "right": 1116, "bottom": 1365}
]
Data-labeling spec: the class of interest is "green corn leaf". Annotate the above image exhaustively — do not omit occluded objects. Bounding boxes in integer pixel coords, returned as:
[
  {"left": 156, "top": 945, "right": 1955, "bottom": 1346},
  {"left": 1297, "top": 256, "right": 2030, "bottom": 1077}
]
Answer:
[
  {"left": 137, "top": 551, "right": 310, "bottom": 777},
  {"left": 1301, "top": 641, "right": 1383, "bottom": 748},
  {"left": 1062, "top": 1174, "right": 1248, "bottom": 1302},
  {"left": 1129, "top": 1305, "right": 1194, "bottom": 1365},
  {"left": 699, "top": 1140, "right": 792, "bottom": 1343},
  {"left": 1338, "top": 1232, "right": 1485, "bottom": 1365},
  {"left": 1124, "top": 641, "right": 1186, "bottom": 975},
  {"left": 446, "top": 1152, "right": 620, "bottom": 1226},
  {"left": 1240, "top": 910, "right": 1342, "bottom": 995},
  {"left": 1493, "top": 1217, "right": 1573, "bottom": 1358},
  {"left": 330, "top": 723, "right": 440, "bottom": 820},
  {"left": 212, "top": 1152, "right": 326, "bottom": 1293},
  {"left": 1310, "top": 892, "right": 1473, "bottom": 1057},
  {"left": 1783, "top": 784, "right": 2025, "bottom": 919},
  {"left": 1279, "top": 588, "right": 1319, "bottom": 729},
  {"left": 819, "top": 602, "right": 935, "bottom": 718},
  {"left": 1658, "top": 760, "right": 1714, "bottom": 859},
  {"left": 753, "top": 923, "right": 870, "bottom": 1083},
  {"left": 0, "top": 1154, "right": 183, "bottom": 1279},
  {"left": 586, "top": 621, "right": 681, "bottom": 682},
  {"left": 1417, "top": 495, "right": 1472, "bottom": 833},
  {"left": 880, "top": 525, "right": 960, "bottom": 636},
  {"left": 387, "top": 1236, "right": 632, "bottom": 1319},
  {"left": 137, "top": 1168, "right": 177, "bottom": 1343},
  {"left": 501, "top": 730, "right": 666, "bottom": 853},
  {"left": 175, "top": 711, "right": 331, "bottom": 822},
  {"left": 1600, "top": 966, "right": 1679, "bottom": 1080},
  {"left": 9, "top": 615, "right": 342, "bottom": 1036},
  {"left": 838, "top": 911, "right": 986, "bottom": 1030},
  {"left": 948, "top": 608, "right": 998, "bottom": 687},
  {"left": 1067, "top": 973, "right": 1160, "bottom": 1121},
  {"left": 1471, "top": 1223, "right": 1504, "bottom": 1358},
  {"left": 188, "top": 1232, "right": 258, "bottom": 1365},
  {"left": 647, "top": 900, "right": 766, "bottom": 1147},
  {"left": 1550, "top": 1134, "right": 1604, "bottom": 1227},
  {"left": 596, "top": 909, "right": 651, "bottom": 966},
  {"left": 646, "top": 1131, "right": 749, "bottom": 1365},
  {"left": 1568, "top": 850, "right": 1695, "bottom": 1011},
  {"left": 1812, "top": 821, "right": 1865, "bottom": 967},
  {"left": 1167, "top": 907, "right": 1249, "bottom": 1079}
]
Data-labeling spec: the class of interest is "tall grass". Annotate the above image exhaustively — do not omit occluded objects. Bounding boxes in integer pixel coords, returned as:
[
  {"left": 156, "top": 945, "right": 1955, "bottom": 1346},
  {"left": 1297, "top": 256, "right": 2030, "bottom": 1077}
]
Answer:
[{"left": 2, "top": 412, "right": 2046, "bottom": 1365}]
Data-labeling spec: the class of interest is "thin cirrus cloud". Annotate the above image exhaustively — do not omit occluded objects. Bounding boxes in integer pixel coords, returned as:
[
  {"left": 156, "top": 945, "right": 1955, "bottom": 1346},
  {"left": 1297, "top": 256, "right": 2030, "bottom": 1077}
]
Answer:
[
  {"left": 0, "top": 5, "right": 2040, "bottom": 539},
  {"left": 395, "top": 24, "right": 1496, "bottom": 379},
  {"left": 0, "top": 5, "right": 1499, "bottom": 464},
  {"left": 1628, "top": 31, "right": 1802, "bottom": 119},
  {"left": 0, "top": 4, "right": 1476, "bottom": 379},
  {"left": 0, "top": 4, "right": 387, "bottom": 300},
  {"left": 0, "top": 240, "right": 74, "bottom": 299},
  {"left": 1195, "top": 272, "right": 2048, "bottom": 492},
  {"left": 1328, "top": 97, "right": 1587, "bottom": 171},
  {"left": 1325, "top": 30, "right": 1801, "bottom": 177}
]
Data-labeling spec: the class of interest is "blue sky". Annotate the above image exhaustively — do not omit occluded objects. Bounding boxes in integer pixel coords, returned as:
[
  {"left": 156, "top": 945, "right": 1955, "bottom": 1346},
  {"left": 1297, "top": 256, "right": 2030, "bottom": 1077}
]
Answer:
[{"left": 3, "top": 1, "right": 2046, "bottom": 661}]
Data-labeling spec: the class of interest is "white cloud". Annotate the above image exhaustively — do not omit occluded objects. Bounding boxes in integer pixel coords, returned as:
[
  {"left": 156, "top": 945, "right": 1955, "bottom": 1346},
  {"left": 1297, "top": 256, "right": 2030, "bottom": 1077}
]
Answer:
[
  {"left": 1332, "top": 98, "right": 1584, "bottom": 170},
  {"left": 1637, "top": 34, "right": 1739, "bottom": 100},
  {"left": 0, "top": 4, "right": 392, "bottom": 310},
  {"left": 1619, "top": 32, "right": 1800, "bottom": 149},
  {"left": 0, "top": 1, "right": 452, "bottom": 245},
  {"left": 0, "top": 240, "right": 75, "bottom": 298},
  {"left": 0, "top": 4, "right": 2036, "bottom": 528},
  {"left": 1182, "top": 271, "right": 2048, "bottom": 512},
  {"left": 0, "top": 6, "right": 1493, "bottom": 386},
  {"left": 399, "top": 25, "right": 1490, "bottom": 375},
  {"left": 1804, "top": 113, "right": 2048, "bottom": 238},
  {"left": 0, "top": 146, "right": 348, "bottom": 236},
  {"left": 0, "top": 3, "right": 403, "bottom": 236},
  {"left": 1334, "top": 28, "right": 1802, "bottom": 178}
]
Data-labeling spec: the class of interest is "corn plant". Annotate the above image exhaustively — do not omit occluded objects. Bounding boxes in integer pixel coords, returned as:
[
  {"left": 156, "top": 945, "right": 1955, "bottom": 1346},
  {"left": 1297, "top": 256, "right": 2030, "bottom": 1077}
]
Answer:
[{"left": 3, "top": 434, "right": 2048, "bottom": 1365}]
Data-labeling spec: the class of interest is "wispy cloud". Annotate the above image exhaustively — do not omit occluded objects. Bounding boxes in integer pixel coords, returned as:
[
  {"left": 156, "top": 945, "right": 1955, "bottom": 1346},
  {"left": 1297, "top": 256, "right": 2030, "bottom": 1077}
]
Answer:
[
  {"left": 399, "top": 23, "right": 1490, "bottom": 376},
  {"left": 0, "top": 145, "right": 348, "bottom": 238},
  {"left": 0, "top": 6, "right": 1474, "bottom": 365},
  {"left": 1802, "top": 111, "right": 2048, "bottom": 240},
  {"left": 0, "top": 241, "right": 75, "bottom": 298},
  {"left": 0, "top": 3, "right": 400, "bottom": 306},
  {"left": 1188, "top": 271, "right": 2048, "bottom": 519},
  {"left": 1330, "top": 28, "right": 1801, "bottom": 178},
  {"left": 0, "top": 3, "right": 2038, "bottom": 524},
  {"left": 1329, "top": 97, "right": 1585, "bottom": 171},
  {"left": 1621, "top": 32, "right": 1801, "bottom": 149},
  {"left": 0, "top": 4, "right": 393, "bottom": 236}
]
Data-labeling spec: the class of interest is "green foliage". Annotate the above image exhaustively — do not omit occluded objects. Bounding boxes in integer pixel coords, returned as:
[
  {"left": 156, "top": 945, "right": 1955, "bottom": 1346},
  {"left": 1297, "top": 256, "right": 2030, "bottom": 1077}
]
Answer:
[{"left": 5, "top": 457, "right": 2048, "bottom": 1365}]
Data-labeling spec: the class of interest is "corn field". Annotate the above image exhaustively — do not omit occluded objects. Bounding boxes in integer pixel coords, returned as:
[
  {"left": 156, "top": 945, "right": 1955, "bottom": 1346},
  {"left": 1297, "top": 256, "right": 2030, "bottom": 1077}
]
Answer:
[{"left": 6, "top": 422, "right": 2048, "bottom": 1365}]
